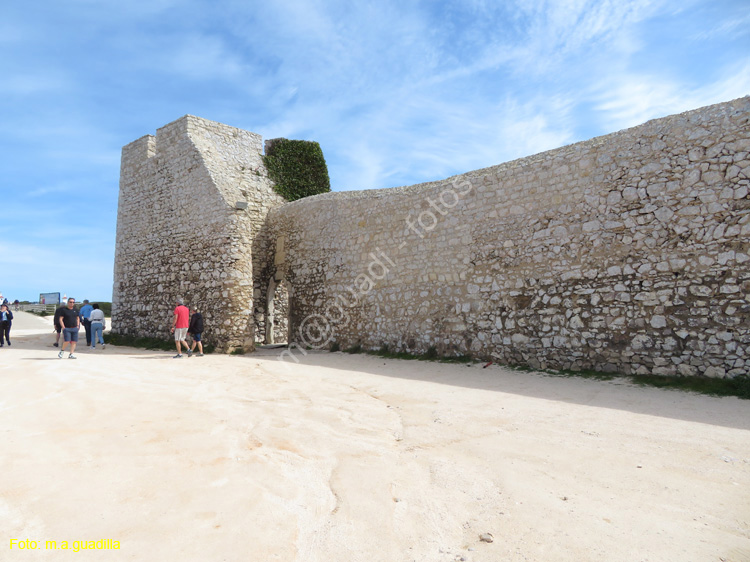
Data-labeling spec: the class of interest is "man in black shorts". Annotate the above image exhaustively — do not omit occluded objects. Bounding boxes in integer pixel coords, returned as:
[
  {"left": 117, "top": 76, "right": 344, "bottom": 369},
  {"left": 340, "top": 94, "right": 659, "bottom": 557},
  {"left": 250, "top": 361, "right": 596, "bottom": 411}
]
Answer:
[
  {"left": 188, "top": 307, "right": 205, "bottom": 357},
  {"left": 58, "top": 298, "right": 80, "bottom": 359}
]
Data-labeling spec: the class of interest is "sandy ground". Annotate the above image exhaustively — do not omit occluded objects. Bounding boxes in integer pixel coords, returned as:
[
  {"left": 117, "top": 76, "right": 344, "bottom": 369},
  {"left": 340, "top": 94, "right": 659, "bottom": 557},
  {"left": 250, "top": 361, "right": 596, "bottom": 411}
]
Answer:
[{"left": 1, "top": 311, "right": 749, "bottom": 562}]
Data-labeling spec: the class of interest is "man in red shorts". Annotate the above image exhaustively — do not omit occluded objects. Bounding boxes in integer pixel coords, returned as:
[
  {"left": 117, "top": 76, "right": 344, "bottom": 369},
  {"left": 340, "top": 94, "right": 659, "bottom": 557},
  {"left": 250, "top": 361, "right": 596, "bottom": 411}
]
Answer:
[{"left": 170, "top": 298, "right": 191, "bottom": 358}]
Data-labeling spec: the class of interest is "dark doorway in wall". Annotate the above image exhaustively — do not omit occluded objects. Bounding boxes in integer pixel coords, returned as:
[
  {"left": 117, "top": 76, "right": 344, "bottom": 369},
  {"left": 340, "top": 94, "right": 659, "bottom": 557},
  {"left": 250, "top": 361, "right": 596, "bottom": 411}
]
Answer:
[{"left": 266, "top": 278, "right": 290, "bottom": 345}]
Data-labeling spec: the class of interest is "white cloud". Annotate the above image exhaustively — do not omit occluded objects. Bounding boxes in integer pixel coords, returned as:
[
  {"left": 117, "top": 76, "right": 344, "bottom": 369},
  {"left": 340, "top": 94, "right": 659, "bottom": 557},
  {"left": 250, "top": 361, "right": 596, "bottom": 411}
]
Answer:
[
  {"left": 0, "top": 73, "right": 71, "bottom": 96},
  {"left": 237, "top": 1, "right": 692, "bottom": 190},
  {"left": 67, "top": 0, "right": 186, "bottom": 19},
  {"left": 593, "top": 77, "right": 687, "bottom": 130},
  {"left": 314, "top": 90, "right": 576, "bottom": 191},
  {"left": 160, "top": 34, "right": 248, "bottom": 80},
  {"left": 506, "top": 0, "right": 662, "bottom": 73},
  {"left": 9, "top": 233, "right": 116, "bottom": 300},
  {"left": 694, "top": 60, "right": 750, "bottom": 107},
  {"left": 26, "top": 182, "right": 80, "bottom": 198},
  {"left": 691, "top": 9, "right": 750, "bottom": 41},
  {"left": 592, "top": 58, "right": 750, "bottom": 131},
  {"left": 0, "top": 240, "right": 114, "bottom": 302}
]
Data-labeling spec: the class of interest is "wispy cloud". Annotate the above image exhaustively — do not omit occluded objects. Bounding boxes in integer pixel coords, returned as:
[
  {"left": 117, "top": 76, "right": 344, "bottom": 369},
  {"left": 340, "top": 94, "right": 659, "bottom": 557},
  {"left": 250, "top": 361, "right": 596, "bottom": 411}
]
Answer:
[
  {"left": 0, "top": 240, "right": 114, "bottom": 302},
  {"left": 501, "top": 0, "right": 662, "bottom": 73},
  {"left": 591, "top": 57, "right": 750, "bottom": 131},
  {"left": 0, "top": 73, "right": 71, "bottom": 96},
  {"left": 152, "top": 34, "right": 249, "bottom": 81},
  {"left": 691, "top": 7, "right": 750, "bottom": 41}
]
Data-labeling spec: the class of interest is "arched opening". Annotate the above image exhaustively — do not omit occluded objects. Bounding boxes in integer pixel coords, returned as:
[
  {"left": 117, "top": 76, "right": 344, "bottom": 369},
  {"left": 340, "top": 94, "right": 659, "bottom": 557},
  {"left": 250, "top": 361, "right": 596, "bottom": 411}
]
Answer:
[{"left": 266, "top": 277, "right": 290, "bottom": 345}]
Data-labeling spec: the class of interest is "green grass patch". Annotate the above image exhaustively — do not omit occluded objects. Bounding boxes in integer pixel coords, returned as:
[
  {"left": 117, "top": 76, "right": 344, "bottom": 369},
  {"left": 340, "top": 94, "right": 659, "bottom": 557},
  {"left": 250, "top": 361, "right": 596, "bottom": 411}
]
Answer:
[
  {"left": 629, "top": 373, "right": 750, "bottom": 399},
  {"left": 542, "top": 366, "right": 617, "bottom": 381},
  {"left": 359, "top": 349, "right": 749, "bottom": 400},
  {"left": 30, "top": 310, "right": 52, "bottom": 317},
  {"left": 439, "top": 354, "right": 474, "bottom": 364},
  {"left": 502, "top": 362, "right": 749, "bottom": 399},
  {"left": 345, "top": 343, "right": 363, "bottom": 354},
  {"left": 368, "top": 349, "right": 421, "bottom": 360},
  {"left": 365, "top": 346, "right": 475, "bottom": 364},
  {"left": 104, "top": 333, "right": 174, "bottom": 351}
]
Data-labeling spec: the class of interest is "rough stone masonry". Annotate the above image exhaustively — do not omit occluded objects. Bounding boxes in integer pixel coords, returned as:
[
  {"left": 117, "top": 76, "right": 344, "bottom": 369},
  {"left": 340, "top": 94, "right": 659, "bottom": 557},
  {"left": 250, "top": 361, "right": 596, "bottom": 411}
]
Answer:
[{"left": 114, "top": 96, "right": 750, "bottom": 377}]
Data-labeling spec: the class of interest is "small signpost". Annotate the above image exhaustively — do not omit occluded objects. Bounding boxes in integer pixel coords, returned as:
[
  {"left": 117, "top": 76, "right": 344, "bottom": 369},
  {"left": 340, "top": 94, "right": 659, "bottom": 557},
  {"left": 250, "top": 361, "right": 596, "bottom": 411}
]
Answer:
[{"left": 39, "top": 292, "right": 61, "bottom": 305}]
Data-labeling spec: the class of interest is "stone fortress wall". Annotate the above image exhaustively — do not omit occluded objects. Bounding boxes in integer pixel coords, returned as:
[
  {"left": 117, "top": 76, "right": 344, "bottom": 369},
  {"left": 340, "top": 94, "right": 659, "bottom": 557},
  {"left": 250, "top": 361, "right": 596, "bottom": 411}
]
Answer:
[
  {"left": 262, "top": 96, "right": 750, "bottom": 377},
  {"left": 115, "top": 97, "right": 750, "bottom": 376}
]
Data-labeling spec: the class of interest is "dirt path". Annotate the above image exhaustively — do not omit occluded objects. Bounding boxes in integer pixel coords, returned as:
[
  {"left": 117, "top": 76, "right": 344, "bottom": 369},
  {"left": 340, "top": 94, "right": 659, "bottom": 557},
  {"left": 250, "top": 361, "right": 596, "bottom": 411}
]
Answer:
[{"left": 2, "top": 312, "right": 749, "bottom": 561}]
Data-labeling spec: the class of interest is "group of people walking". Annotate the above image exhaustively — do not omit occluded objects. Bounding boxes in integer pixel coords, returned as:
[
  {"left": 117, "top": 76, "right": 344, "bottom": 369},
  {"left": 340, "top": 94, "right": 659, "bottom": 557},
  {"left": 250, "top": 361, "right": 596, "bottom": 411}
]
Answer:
[
  {"left": 50, "top": 297, "right": 204, "bottom": 359},
  {"left": 54, "top": 298, "right": 106, "bottom": 359},
  {"left": 0, "top": 295, "right": 208, "bottom": 359}
]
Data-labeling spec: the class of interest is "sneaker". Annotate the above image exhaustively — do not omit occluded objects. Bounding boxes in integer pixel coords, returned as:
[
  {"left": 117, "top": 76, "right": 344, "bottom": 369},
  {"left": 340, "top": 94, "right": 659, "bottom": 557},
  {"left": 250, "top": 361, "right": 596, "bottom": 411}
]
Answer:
[
  {"left": 187, "top": 349, "right": 193, "bottom": 356},
  {"left": 173, "top": 354, "right": 183, "bottom": 358},
  {"left": 197, "top": 353, "right": 204, "bottom": 357},
  {"left": 91, "top": 346, "right": 96, "bottom": 350},
  {"left": 53, "top": 342, "right": 59, "bottom": 347},
  {"left": 58, "top": 351, "right": 64, "bottom": 359},
  {"left": 102, "top": 344, "right": 106, "bottom": 349},
  {"left": 69, "top": 354, "right": 76, "bottom": 359}
]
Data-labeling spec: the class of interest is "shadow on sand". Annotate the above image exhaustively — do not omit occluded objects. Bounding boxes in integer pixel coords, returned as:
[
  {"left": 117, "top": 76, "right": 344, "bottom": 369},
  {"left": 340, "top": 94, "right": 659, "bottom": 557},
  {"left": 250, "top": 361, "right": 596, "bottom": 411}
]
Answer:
[
  {"left": 249, "top": 348, "right": 750, "bottom": 432},
  {"left": 9, "top": 326, "right": 749, "bottom": 432}
]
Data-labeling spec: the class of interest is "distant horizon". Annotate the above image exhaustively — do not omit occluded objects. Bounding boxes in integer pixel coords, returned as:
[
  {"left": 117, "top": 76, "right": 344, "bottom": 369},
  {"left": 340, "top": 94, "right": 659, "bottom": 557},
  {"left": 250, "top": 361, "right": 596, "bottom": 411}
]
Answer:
[{"left": 3, "top": 294, "right": 113, "bottom": 305}]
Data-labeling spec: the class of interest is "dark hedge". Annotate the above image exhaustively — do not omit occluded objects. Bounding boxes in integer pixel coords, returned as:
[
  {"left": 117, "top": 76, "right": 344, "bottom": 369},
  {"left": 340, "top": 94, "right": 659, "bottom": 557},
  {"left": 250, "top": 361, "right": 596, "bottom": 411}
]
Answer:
[{"left": 263, "top": 138, "right": 331, "bottom": 201}]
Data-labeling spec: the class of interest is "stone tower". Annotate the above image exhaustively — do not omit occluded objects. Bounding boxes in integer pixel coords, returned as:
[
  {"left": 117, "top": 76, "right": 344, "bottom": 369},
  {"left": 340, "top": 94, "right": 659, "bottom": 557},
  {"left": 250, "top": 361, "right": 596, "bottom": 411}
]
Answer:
[{"left": 112, "top": 115, "right": 285, "bottom": 352}]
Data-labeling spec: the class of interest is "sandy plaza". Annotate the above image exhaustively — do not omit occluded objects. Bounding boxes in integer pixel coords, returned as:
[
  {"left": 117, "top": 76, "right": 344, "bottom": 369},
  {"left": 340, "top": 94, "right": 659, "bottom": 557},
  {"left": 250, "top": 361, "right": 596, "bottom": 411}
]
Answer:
[{"left": 0, "top": 311, "right": 748, "bottom": 561}]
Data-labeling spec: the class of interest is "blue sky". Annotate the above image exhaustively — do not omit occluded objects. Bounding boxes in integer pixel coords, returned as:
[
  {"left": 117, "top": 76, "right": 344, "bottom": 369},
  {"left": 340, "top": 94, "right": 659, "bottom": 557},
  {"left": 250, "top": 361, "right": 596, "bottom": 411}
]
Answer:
[{"left": 1, "top": 0, "right": 748, "bottom": 303}]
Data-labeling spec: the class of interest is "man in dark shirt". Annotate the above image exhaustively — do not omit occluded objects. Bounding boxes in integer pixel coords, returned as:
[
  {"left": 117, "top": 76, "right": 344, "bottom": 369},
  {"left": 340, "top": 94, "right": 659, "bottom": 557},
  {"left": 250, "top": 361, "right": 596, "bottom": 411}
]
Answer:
[
  {"left": 58, "top": 298, "right": 80, "bottom": 359},
  {"left": 0, "top": 304, "right": 13, "bottom": 346},
  {"left": 53, "top": 305, "right": 66, "bottom": 347},
  {"left": 188, "top": 307, "right": 205, "bottom": 357},
  {"left": 79, "top": 299, "right": 93, "bottom": 346}
]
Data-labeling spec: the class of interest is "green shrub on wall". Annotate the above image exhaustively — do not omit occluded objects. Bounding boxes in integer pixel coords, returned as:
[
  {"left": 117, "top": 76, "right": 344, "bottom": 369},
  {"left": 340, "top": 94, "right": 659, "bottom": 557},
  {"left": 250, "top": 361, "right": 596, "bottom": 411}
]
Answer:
[{"left": 263, "top": 139, "right": 331, "bottom": 201}]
